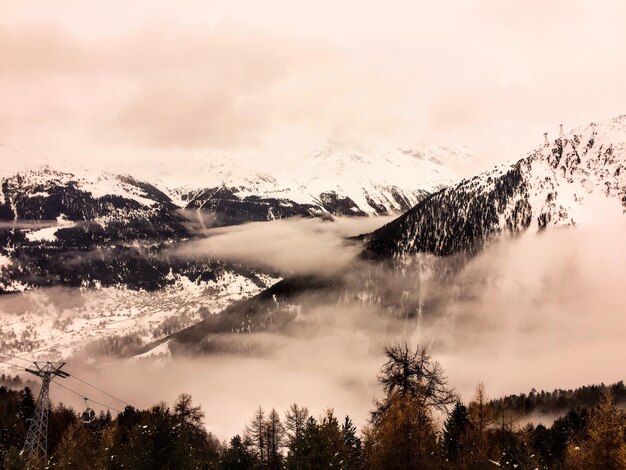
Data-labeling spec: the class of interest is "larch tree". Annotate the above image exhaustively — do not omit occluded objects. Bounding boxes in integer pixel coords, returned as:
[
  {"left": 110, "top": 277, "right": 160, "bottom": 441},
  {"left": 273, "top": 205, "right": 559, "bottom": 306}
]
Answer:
[
  {"left": 284, "top": 403, "right": 309, "bottom": 458},
  {"left": 564, "top": 391, "right": 626, "bottom": 470},
  {"left": 464, "top": 382, "right": 495, "bottom": 466},
  {"left": 365, "top": 342, "right": 457, "bottom": 470},
  {"left": 265, "top": 408, "right": 285, "bottom": 470},
  {"left": 245, "top": 407, "right": 267, "bottom": 465}
]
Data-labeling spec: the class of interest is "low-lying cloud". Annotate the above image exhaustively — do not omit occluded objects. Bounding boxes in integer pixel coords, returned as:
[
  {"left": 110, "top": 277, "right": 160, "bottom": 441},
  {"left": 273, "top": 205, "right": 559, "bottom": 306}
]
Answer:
[
  {"left": 172, "top": 216, "right": 397, "bottom": 276},
  {"left": 5, "top": 215, "right": 625, "bottom": 439}
]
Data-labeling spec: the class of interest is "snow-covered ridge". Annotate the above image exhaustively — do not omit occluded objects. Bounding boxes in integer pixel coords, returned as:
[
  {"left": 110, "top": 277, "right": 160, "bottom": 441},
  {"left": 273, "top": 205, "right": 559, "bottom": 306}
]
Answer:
[
  {"left": 171, "top": 143, "right": 474, "bottom": 216},
  {"left": 364, "top": 115, "right": 626, "bottom": 258},
  {"left": 2, "top": 142, "right": 474, "bottom": 223},
  {"left": 1, "top": 165, "right": 172, "bottom": 209}
]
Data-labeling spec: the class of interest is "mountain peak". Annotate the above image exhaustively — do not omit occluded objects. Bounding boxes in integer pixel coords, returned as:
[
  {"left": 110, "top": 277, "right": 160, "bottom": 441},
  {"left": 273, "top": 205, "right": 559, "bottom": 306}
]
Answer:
[{"left": 364, "top": 115, "right": 626, "bottom": 258}]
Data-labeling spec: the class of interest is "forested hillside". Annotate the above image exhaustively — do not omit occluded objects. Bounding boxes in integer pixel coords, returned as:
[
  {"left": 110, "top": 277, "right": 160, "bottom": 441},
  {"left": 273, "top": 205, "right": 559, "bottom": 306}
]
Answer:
[{"left": 1, "top": 344, "right": 624, "bottom": 470}]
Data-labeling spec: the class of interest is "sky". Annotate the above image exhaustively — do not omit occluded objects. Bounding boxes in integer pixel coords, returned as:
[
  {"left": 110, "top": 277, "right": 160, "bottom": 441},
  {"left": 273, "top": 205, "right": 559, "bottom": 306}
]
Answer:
[{"left": 1, "top": 0, "right": 626, "bottom": 174}]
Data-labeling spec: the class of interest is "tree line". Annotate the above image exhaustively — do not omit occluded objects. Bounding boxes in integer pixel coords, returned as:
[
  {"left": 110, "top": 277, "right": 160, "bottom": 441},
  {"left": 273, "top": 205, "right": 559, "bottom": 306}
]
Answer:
[
  {"left": 1, "top": 344, "right": 625, "bottom": 469},
  {"left": 489, "top": 380, "right": 626, "bottom": 417}
]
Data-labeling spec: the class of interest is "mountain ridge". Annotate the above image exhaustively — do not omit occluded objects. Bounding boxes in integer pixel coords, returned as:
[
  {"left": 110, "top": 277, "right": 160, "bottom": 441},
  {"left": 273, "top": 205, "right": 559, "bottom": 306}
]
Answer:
[{"left": 363, "top": 115, "right": 626, "bottom": 258}]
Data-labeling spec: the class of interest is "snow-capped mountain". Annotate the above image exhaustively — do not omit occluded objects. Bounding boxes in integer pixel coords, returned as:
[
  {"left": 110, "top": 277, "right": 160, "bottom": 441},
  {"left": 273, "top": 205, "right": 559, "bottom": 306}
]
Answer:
[
  {"left": 0, "top": 142, "right": 471, "bottom": 292},
  {"left": 0, "top": 166, "right": 276, "bottom": 293},
  {"left": 171, "top": 144, "right": 473, "bottom": 223},
  {"left": 363, "top": 116, "right": 626, "bottom": 258},
  {"left": 149, "top": 116, "right": 626, "bottom": 358},
  {"left": 0, "top": 142, "right": 470, "bottom": 359},
  {"left": 0, "top": 166, "right": 280, "bottom": 360}
]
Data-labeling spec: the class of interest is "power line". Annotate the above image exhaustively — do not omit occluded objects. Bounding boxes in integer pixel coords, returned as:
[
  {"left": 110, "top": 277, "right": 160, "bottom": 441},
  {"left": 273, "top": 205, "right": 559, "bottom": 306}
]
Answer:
[
  {"left": 1, "top": 358, "right": 124, "bottom": 413},
  {"left": 51, "top": 380, "right": 122, "bottom": 413}
]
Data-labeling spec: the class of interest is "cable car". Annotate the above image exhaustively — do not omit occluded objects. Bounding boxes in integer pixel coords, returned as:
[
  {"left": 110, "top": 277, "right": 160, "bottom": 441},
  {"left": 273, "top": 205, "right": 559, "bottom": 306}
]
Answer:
[{"left": 81, "top": 398, "right": 96, "bottom": 424}]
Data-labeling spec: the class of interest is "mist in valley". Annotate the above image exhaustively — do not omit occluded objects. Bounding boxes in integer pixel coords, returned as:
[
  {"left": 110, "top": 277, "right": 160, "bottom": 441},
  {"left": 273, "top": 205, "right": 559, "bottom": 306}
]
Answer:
[{"left": 10, "top": 212, "right": 620, "bottom": 438}]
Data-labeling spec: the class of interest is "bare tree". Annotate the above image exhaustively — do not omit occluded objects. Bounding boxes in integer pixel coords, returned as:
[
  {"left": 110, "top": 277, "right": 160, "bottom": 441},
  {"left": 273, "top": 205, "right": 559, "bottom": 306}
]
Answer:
[
  {"left": 284, "top": 403, "right": 309, "bottom": 455},
  {"left": 366, "top": 342, "right": 457, "bottom": 469},
  {"left": 245, "top": 407, "right": 267, "bottom": 464},
  {"left": 174, "top": 393, "right": 204, "bottom": 427},
  {"left": 373, "top": 342, "right": 457, "bottom": 422},
  {"left": 265, "top": 408, "right": 285, "bottom": 470}
]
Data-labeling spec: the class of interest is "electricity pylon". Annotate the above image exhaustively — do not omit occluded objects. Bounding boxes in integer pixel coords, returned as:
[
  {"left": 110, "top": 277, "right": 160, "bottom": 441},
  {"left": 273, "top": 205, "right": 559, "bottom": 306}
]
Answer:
[{"left": 22, "top": 362, "right": 69, "bottom": 466}]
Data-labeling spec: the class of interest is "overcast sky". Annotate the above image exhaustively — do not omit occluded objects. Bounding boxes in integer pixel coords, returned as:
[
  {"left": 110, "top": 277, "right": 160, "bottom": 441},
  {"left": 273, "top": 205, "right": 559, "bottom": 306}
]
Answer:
[{"left": 2, "top": 0, "right": 625, "bottom": 174}]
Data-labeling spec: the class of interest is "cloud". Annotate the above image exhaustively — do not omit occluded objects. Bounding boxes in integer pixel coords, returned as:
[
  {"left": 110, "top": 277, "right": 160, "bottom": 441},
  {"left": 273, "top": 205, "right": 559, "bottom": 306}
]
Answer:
[
  {"left": 2, "top": 0, "right": 625, "bottom": 170},
  {"left": 421, "top": 221, "right": 626, "bottom": 402},
  {"left": 4, "top": 213, "right": 624, "bottom": 439},
  {"left": 172, "top": 216, "right": 397, "bottom": 276},
  {"left": 0, "top": 220, "right": 59, "bottom": 230}
]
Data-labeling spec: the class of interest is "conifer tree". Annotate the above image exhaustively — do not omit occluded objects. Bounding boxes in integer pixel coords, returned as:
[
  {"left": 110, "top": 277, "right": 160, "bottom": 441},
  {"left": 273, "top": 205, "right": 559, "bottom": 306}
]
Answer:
[
  {"left": 220, "top": 435, "right": 257, "bottom": 470},
  {"left": 285, "top": 404, "right": 309, "bottom": 458},
  {"left": 340, "top": 416, "right": 363, "bottom": 470},
  {"left": 564, "top": 391, "right": 626, "bottom": 470},
  {"left": 442, "top": 401, "right": 470, "bottom": 465},
  {"left": 365, "top": 343, "right": 455, "bottom": 470},
  {"left": 53, "top": 421, "right": 100, "bottom": 469},
  {"left": 265, "top": 408, "right": 285, "bottom": 470},
  {"left": 245, "top": 407, "right": 267, "bottom": 465},
  {"left": 464, "top": 382, "right": 495, "bottom": 467}
]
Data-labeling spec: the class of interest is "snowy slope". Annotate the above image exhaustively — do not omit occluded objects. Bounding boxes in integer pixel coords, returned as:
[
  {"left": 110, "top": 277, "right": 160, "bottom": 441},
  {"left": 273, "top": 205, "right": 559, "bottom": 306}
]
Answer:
[
  {"left": 364, "top": 116, "right": 626, "bottom": 258},
  {"left": 0, "top": 271, "right": 278, "bottom": 364},
  {"left": 0, "top": 142, "right": 470, "bottom": 360},
  {"left": 0, "top": 140, "right": 471, "bottom": 293},
  {"left": 0, "top": 165, "right": 192, "bottom": 293},
  {"left": 172, "top": 144, "right": 474, "bottom": 221},
  {"left": 0, "top": 165, "right": 282, "bottom": 360}
]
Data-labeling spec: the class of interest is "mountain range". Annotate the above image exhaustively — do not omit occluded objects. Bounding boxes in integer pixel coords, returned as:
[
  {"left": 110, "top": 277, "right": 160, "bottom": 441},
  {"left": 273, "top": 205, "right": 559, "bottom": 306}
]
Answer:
[
  {"left": 0, "top": 143, "right": 471, "bottom": 359},
  {"left": 1, "top": 116, "right": 625, "bottom": 360},
  {"left": 157, "top": 115, "right": 626, "bottom": 356}
]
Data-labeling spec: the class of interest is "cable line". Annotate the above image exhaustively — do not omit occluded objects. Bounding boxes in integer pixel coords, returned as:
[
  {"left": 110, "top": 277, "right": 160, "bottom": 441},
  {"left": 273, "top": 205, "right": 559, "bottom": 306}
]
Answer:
[
  {"left": 0, "top": 351, "right": 34, "bottom": 365},
  {"left": 51, "top": 380, "right": 122, "bottom": 413},
  {"left": 0, "top": 359, "right": 27, "bottom": 370},
  {"left": 66, "top": 372, "right": 131, "bottom": 407},
  {"left": 0, "top": 352, "right": 132, "bottom": 410}
]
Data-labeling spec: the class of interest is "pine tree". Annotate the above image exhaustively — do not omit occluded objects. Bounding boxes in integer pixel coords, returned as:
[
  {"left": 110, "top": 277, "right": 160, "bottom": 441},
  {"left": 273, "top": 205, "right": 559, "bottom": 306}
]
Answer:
[
  {"left": 340, "top": 416, "right": 363, "bottom": 470},
  {"left": 442, "top": 401, "right": 470, "bottom": 464},
  {"left": 288, "top": 413, "right": 343, "bottom": 469},
  {"left": 220, "top": 435, "right": 257, "bottom": 470},
  {"left": 319, "top": 409, "right": 344, "bottom": 468},
  {"left": 18, "top": 387, "right": 35, "bottom": 427}
]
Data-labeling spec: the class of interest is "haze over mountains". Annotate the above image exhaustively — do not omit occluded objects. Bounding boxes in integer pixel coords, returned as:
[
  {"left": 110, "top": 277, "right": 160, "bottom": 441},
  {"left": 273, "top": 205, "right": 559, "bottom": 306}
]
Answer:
[
  {"left": 1, "top": 115, "right": 625, "bottom": 442},
  {"left": 142, "top": 115, "right": 626, "bottom": 357},
  {"left": 0, "top": 142, "right": 472, "bottom": 291},
  {"left": 0, "top": 141, "right": 470, "bottom": 359},
  {"left": 1, "top": 116, "right": 625, "bottom": 365}
]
